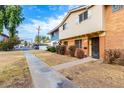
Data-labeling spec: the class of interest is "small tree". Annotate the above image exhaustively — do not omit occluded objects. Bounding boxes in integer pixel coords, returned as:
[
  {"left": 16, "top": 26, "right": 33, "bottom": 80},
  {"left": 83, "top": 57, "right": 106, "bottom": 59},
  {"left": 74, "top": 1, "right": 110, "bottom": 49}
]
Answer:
[
  {"left": 35, "top": 35, "right": 42, "bottom": 44},
  {"left": 24, "top": 41, "right": 28, "bottom": 46},
  {"left": 0, "top": 36, "right": 21, "bottom": 51}
]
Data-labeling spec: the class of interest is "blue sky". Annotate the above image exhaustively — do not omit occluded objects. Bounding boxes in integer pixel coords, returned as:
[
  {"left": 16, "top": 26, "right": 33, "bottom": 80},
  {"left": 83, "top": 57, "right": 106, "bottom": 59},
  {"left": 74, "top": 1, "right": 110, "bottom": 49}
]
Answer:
[{"left": 12, "top": 5, "right": 80, "bottom": 42}]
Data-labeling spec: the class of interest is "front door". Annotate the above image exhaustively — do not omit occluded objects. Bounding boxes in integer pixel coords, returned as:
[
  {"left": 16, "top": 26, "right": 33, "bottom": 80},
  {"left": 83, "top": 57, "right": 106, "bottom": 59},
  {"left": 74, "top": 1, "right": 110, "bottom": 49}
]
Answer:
[{"left": 91, "top": 37, "right": 99, "bottom": 59}]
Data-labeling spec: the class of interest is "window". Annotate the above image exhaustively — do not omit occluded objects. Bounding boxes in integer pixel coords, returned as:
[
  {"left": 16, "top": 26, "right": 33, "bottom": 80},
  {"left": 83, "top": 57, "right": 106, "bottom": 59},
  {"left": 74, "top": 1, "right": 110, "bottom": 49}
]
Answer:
[
  {"left": 64, "top": 41, "right": 68, "bottom": 46},
  {"left": 112, "top": 5, "right": 124, "bottom": 12},
  {"left": 84, "top": 11, "right": 88, "bottom": 20},
  {"left": 63, "top": 23, "right": 68, "bottom": 30},
  {"left": 51, "top": 32, "right": 55, "bottom": 37},
  {"left": 75, "top": 39, "right": 82, "bottom": 48},
  {"left": 79, "top": 11, "right": 88, "bottom": 23}
]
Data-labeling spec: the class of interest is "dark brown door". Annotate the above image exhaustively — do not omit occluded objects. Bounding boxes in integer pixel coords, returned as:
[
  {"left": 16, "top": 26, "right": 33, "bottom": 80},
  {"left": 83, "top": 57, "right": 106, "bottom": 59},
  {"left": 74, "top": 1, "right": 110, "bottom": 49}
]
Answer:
[{"left": 91, "top": 37, "right": 99, "bottom": 59}]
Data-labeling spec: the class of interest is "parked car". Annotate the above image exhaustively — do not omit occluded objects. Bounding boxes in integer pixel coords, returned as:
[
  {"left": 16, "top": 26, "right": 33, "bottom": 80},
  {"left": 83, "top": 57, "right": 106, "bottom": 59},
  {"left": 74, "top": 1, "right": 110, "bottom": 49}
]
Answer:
[{"left": 33, "top": 44, "right": 39, "bottom": 50}]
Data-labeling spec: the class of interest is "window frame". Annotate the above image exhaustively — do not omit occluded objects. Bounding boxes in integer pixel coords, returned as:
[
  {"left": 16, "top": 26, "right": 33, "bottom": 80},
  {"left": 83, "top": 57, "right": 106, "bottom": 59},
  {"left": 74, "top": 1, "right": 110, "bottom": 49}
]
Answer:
[
  {"left": 75, "top": 39, "right": 82, "bottom": 48},
  {"left": 79, "top": 11, "right": 88, "bottom": 23},
  {"left": 63, "top": 23, "right": 68, "bottom": 30}
]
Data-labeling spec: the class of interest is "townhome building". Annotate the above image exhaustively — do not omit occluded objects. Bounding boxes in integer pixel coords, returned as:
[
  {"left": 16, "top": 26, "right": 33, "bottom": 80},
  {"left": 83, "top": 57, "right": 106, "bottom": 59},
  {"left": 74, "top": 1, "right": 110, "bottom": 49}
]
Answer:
[{"left": 48, "top": 5, "right": 124, "bottom": 59}]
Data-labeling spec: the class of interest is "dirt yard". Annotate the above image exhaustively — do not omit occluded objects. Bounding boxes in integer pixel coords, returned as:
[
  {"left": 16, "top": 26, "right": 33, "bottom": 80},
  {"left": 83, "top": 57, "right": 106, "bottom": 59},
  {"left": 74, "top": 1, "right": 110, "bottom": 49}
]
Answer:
[
  {"left": 31, "top": 50, "right": 78, "bottom": 66},
  {"left": 0, "top": 51, "right": 32, "bottom": 88},
  {"left": 60, "top": 61, "right": 124, "bottom": 88}
]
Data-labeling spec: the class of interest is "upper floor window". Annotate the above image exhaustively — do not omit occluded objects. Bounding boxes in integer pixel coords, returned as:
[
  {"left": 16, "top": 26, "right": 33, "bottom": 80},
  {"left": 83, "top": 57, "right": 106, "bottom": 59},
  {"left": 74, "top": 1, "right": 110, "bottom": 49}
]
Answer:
[
  {"left": 63, "top": 23, "right": 68, "bottom": 30},
  {"left": 112, "top": 5, "right": 124, "bottom": 12},
  {"left": 79, "top": 11, "right": 88, "bottom": 23}
]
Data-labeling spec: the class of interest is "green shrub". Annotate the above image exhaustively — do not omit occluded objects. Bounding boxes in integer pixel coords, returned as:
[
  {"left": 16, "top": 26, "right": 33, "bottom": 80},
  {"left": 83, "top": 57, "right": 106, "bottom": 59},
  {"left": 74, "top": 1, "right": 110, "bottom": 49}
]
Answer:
[
  {"left": 68, "top": 45, "right": 76, "bottom": 57},
  {"left": 56, "top": 45, "right": 66, "bottom": 55},
  {"left": 47, "top": 46, "right": 56, "bottom": 52},
  {"left": 0, "top": 37, "right": 21, "bottom": 51},
  {"left": 75, "top": 48, "right": 84, "bottom": 59},
  {"left": 0, "top": 41, "right": 9, "bottom": 51}
]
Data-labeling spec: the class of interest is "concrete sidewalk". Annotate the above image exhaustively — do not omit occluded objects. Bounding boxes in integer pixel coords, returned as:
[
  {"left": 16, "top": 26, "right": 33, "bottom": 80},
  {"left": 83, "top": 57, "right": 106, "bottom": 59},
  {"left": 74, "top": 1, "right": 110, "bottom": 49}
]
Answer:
[
  {"left": 25, "top": 52, "right": 78, "bottom": 88},
  {"left": 52, "top": 57, "right": 98, "bottom": 70}
]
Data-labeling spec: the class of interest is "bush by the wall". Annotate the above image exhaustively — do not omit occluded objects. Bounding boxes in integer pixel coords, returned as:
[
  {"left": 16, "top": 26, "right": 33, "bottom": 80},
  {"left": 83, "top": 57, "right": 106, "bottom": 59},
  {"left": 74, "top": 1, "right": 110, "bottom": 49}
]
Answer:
[
  {"left": 68, "top": 45, "right": 76, "bottom": 57},
  {"left": 56, "top": 45, "right": 66, "bottom": 55},
  {"left": 104, "top": 49, "right": 122, "bottom": 64},
  {"left": 113, "top": 50, "right": 124, "bottom": 65},
  {"left": 114, "top": 58, "right": 124, "bottom": 66},
  {"left": 56, "top": 45, "right": 61, "bottom": 54},
  {"left": 75, "top": 48, "right": 84, "bottom": 59},
  {"left": 47, "top": 46, "right": 56, "bottom": 52}
]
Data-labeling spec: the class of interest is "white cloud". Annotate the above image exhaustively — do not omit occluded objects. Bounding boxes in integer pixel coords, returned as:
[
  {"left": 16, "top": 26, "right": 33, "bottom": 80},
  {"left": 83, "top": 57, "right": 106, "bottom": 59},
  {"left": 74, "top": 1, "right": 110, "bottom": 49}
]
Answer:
[{"left": 18, "top": 12, "right": 67, "bottom": 40}]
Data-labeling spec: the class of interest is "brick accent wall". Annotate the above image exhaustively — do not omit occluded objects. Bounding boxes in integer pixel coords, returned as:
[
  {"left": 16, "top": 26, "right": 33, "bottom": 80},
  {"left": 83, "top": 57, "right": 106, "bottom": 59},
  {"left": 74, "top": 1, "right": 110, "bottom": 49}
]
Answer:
[{"left": 105, "top": 6, "right": 124, "bottom": 49}]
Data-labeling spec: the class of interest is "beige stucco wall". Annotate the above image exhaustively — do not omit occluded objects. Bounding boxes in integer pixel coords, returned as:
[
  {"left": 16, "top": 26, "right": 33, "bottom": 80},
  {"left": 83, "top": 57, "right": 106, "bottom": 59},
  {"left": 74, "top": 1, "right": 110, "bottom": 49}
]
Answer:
[{"left": 59, "top": 5, "right": 104, "bottom": 40}]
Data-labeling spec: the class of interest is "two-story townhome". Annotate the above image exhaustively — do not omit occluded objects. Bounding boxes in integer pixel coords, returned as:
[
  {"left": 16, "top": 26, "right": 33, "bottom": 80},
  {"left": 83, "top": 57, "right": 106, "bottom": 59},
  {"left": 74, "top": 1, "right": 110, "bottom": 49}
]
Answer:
[
  {"left": 59, "top": 5, "right": 105, "bottom": 59},
  {"left": 48, "top": 5, "right": 124, "bottom": 59},
  {"left": 0, "top": 33, "right": 9, "bottom": 42},
  {"left": 48, "top": 27, "right": 59, "bottom": 46}
]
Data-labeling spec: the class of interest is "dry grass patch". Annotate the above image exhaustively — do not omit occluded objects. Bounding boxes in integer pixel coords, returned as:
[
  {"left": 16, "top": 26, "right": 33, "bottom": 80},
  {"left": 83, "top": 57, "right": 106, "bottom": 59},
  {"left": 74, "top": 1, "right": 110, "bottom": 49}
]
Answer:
[
  {"left": 31, "top": 50, "right": 78, "bottom": 66},
  {"left": 0, "top": 51, "right": 24, "bottom": 67},
  {"left": 0, "top": 51, "right": 32, "bottom": 88},
  {"left": 60, "top": 61, "right": 124, "bottom": 88}
]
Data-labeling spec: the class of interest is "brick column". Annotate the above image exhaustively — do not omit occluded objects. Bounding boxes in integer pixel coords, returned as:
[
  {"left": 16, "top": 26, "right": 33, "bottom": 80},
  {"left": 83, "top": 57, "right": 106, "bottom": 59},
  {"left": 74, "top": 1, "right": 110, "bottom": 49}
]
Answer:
[
  {"left": 82, "top": 37, "right": 89, "bottom": 56},
  {"left": 99, "top": 36, "right": 105, "bottom": 59}
]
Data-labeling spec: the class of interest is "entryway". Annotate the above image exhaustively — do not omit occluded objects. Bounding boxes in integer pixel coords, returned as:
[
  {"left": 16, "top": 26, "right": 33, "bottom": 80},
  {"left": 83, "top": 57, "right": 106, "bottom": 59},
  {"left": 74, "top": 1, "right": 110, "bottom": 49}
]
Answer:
[{"left": 91, "top": 37, "right": 99, "bottom": 59}]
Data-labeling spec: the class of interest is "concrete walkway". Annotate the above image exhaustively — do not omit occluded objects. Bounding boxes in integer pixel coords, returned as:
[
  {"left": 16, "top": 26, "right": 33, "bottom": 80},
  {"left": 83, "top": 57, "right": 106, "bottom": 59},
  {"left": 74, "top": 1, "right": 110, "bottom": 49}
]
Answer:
[
  {"left": 52, "top": 57, "right": 98, "bottom": 70},
  {"left": 25, "top": 52, "right": 78, "bottom": 88}
]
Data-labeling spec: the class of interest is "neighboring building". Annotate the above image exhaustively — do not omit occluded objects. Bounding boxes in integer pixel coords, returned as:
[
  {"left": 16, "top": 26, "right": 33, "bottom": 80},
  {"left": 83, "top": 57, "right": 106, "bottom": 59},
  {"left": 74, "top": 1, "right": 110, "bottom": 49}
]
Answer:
[
  {"left": 48, "top": 5, "right": 124, "bottom": 59},
  {"left": 0, "top": 33, "right": 9, "bottom": 42},
  {"left": 48, "top": 27, "right": 59, "bottom": 46}
]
